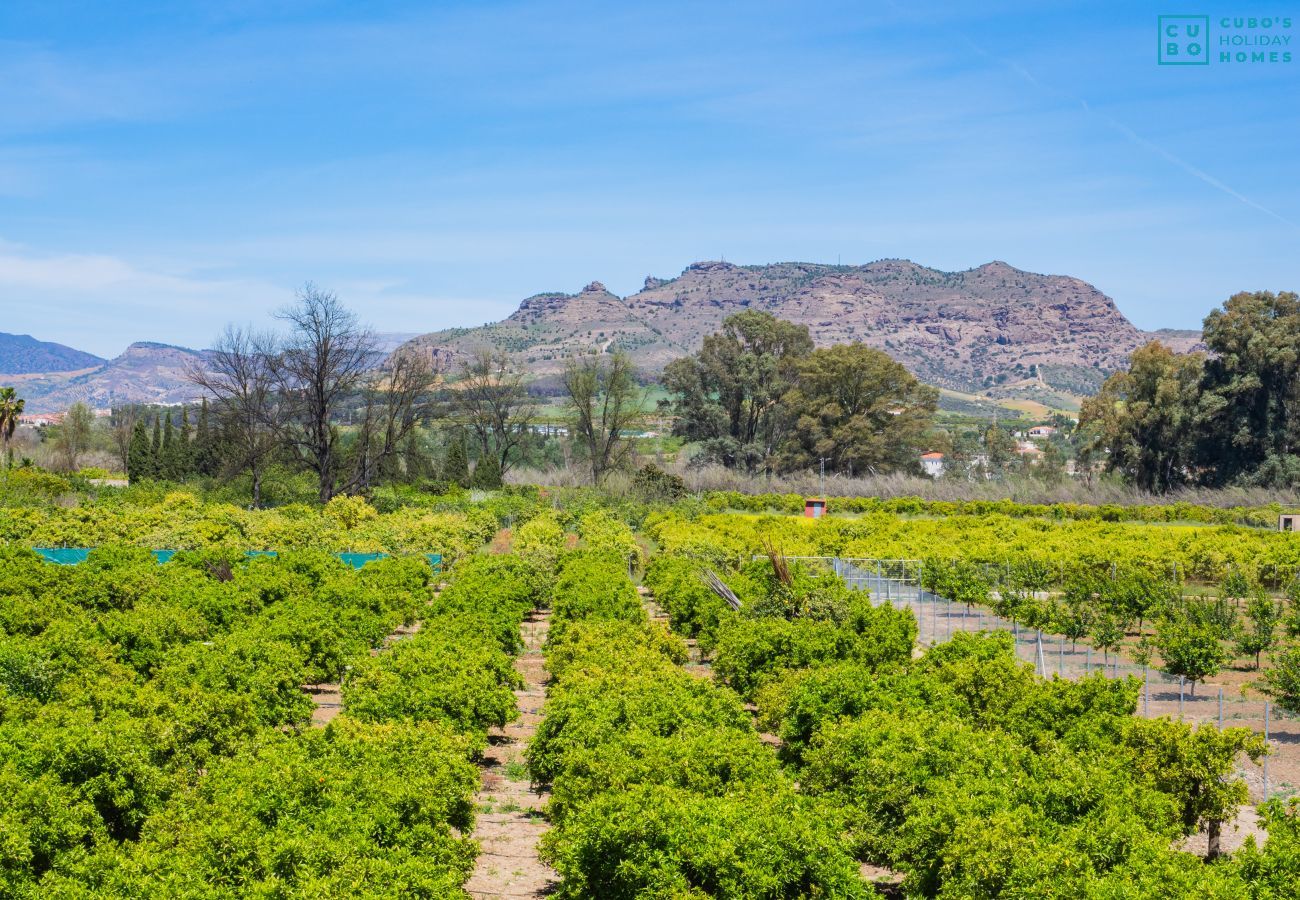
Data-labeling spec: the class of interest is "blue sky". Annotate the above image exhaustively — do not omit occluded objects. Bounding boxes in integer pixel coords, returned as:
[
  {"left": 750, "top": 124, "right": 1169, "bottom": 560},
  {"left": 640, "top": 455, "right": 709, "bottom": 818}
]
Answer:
[{"left": 1, "top": 0, "right": 1297, "bottom": 356}]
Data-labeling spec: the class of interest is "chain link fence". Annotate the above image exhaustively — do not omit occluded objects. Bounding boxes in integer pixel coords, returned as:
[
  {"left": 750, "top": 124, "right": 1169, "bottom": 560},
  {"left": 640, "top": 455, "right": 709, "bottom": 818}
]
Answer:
[{"left": 798, "top": 556, "right": 1297, "bottom": 803}]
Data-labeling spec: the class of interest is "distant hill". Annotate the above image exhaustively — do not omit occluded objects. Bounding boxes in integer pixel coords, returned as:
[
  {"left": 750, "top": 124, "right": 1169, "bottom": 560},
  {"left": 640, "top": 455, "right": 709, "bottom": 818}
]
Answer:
[
  {"left": 401, "top": 259, "right": 1194, "bottom": 399},
  {"left": 0, "top": 332, "right": 105, "bottom": 375},
  {"left": 10, "top": 342, "right": 208, "bottom": 412}
]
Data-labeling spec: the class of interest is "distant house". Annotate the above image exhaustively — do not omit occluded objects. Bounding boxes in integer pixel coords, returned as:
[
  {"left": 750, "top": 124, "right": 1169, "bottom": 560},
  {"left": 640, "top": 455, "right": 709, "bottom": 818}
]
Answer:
[
  {"left": 18, "top": 412, "right": 63, "bottom": 427},
  {"left": 1027, "top": 425, "right": 1058, "bottom": 439},
  {"left": 1016, "top": 440, "right": 1043, "bottom": 459},
  {"left": 920, "top": 451, "right": 945, "bottom": 478}
]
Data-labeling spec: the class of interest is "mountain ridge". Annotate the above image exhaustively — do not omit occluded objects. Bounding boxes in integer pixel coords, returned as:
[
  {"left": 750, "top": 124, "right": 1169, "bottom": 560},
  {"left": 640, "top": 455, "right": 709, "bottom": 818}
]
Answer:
[
  {"left": 401, "top": 258, "right": 1192, "bottom": 400},
  {"left": 0, "top": 332, "right": 106, "bottom": 375}
]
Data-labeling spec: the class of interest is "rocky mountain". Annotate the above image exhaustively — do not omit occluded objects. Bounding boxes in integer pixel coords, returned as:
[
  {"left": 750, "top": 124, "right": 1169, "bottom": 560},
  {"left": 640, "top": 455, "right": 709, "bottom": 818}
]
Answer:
[
  {"left": 10, "top": 342, "right": 208, "bottom": 412},
  {"left": 402, "top": 259, "right": 1183, "bottom": 397},
  {"left": 0, "top": 333, "right": 105, "bottom": 375}
]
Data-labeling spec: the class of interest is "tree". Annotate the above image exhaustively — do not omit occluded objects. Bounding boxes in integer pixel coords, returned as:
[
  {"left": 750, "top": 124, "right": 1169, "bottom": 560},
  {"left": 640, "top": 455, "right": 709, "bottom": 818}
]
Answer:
[
  {"left": 52, "top": 402, "right": 94, "bottom": 473},
  {"left": 1122, "top": 718, "right": 1266, "bottom": 858},
  {"left": 469, "top": 451, "right": 503, "bottom": 489},
  {"left": 1156, "top": 620, "right": 1228, "bottom": 694},
  {"left": 401, "top": 431, "right": 429, "bottom": 483},
  {"left": 263, "top": 284, "right": 376, "bottom": 502},
  {"left": 563, "top": 350, "right": 644, "bottom": 484},
  {"left": 442, "top": 434, "right": 470, "bottom": 487},
  {"left": 179, "top": 407, "right": 193, "bottom": 477},
  {"left": 0, "top": 387, "right": 23, "bottom": 468},
  {"left": 1090, "top": 614, "right": 1125, "bottom": 667},
  {"left": 1236, "top": 594, "right": 1283, "bottom": 670},
  {"left": 1038, "top": 439, "right": 1067, "bottom": 484},
  {"left": 1197, "top": 291, "right": 1300, "bottom": 485},
  {"left": 108, "top": 404, "right": 142, "bottom": 476},
  {"left": 774, "top": 343, "right": 937, "bottom": 476},
  {"left": 1078, "top": 341, "right": 1204, "bottom": 492},
  {"left": 161, "top": 413, "right": 177, "bottom": 480},
  {"left": 127, "top": 419, "right": 153, "bottom": 482},
  {"left": 193, "top": 398, "right": 217, "bottom": 477},
  {"left": 187, "top": 324, "right": 280, "bottom": 507},
  {"left": 982, "top": 422, "right": 1019, "bottom": 477},
  {"left": 1262, "top": 644, "right": 1300, "bottom": 714},
  {"left": 443, "top": 348, "right": 536, "bottom": 476},
  {"left": 662, "top": 311, "right": 812, "bottom": 473},
  {"left": 343, "top": 348, "right": 438, "bottom": 494}
]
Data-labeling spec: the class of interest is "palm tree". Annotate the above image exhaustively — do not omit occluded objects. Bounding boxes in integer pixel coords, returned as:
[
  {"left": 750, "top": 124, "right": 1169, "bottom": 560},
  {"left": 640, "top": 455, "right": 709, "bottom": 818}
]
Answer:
[{"left": 0, "top": 387, "right": 24, "bottom": 468}]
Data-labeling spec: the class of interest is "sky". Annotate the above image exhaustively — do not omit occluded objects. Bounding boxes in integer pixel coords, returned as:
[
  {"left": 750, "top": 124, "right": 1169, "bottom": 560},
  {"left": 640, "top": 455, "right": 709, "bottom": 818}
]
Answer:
[{"left": 1, "top": 0, "right": 1298, "bottom": 357}]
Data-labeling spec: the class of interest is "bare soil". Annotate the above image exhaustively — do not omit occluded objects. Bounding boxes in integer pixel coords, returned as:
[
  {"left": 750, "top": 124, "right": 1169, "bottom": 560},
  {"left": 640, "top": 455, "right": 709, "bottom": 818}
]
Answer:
[{"left": 465, "top": 609, "right": 559, "bottom": 899}]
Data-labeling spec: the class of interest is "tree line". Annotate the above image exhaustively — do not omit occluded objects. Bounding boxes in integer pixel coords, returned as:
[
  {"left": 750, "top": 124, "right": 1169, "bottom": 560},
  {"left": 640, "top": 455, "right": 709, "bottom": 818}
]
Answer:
[{"left": 1080, "top": 290, "right": 1300, "bottom": 492}]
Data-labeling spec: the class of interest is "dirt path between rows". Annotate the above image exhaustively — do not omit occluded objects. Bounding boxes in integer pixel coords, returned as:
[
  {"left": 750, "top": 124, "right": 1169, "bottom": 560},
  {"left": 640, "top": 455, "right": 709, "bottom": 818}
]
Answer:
[
  {"left": 303, "top": 620, "right": 423, "bottom": 727},
  {"left": 465, "top": 608, "right": 559, "bottom": 899}
]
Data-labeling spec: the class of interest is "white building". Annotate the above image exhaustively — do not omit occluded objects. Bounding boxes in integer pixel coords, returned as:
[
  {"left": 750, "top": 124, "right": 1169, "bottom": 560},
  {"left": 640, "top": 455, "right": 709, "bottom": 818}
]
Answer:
[{"left": 920, "top": 451, "right": 945, "bottom": 478}]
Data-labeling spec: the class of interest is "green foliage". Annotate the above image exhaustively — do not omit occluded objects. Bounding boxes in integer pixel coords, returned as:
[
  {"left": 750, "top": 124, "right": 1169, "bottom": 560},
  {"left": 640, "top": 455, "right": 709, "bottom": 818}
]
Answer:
[
  {"left": 343, "top": 615, "right": 522, "bottom": 744},
  {"left": 542, "top": 783, "right": 868, "bottom": 900},
  {"left": 442, "top": 435, "right": 470, "bottom": 488},
  {"left": 1237, "top": 594, "right": 1283, "bottom": 669},
  {"left": 1156, "top": 619, "right": 1230, "bottom": 688},
  {"left": 1262, "top": 644, "right": 1300, "bottom": 714},
  {"left": 643, "top": 555, "right": 731, "bottom": 649},
  {"left": 663, "top": 310, "right": 814, "bottom": 473},
  {"left": 776, "top": 342, "right": 938, "bottom": 476},
  {"left": 630, "top": 463, "right": 687, "bottom": 503},
  {"left": 711, "top": 600, "right": 915, "bottom": 701},
  {"left": 469, "top": 451, "right": 502, "bottom": 489}
]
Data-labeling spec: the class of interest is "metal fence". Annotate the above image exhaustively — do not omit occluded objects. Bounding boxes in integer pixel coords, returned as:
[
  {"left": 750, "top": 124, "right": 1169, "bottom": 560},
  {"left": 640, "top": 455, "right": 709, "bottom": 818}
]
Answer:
[{"left": 791, "top": 555, "right": 1296, "bottom": 803}]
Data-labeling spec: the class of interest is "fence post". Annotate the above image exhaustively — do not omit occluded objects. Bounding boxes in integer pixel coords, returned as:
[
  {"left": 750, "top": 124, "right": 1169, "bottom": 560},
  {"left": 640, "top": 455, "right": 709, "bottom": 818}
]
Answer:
[
  {"left": 1086, "top": 647, "right": 1091, "bottom": 675},
  {"left": 1058, "top": 638, "right": 1064, "bottom": 677},
  {"left": 1265, "top": 702, "right": 1271, "bottom": 801},
  {"left": 1036, "top": 630, "right": 1045, "bottom": 677},
  {"left": 1143, "top": 667, "right": 1149, "bottom": 716},
  {"left": 1179, "top": 677, "right": 1185, "bottom": 719},
  {"left": 1218, "top": 688, "right": 1223, "bottom": 729}
]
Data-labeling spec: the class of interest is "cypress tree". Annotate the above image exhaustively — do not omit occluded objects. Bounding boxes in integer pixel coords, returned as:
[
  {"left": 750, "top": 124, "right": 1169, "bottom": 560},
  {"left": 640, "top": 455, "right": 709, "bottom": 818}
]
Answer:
[
  {"left": 195, "top": 398, "right": 213, "bottom": 476},
  {"left": 402, "top": 432, "right": 425, "bottom": 483},
  {"left": 470, "top": 451, "right": 502, "bottom": 489},
  {"left": 442, "top": 435, "right": 470, "bottom": 488},
  {"left": 179, "top": 407, "right": 192, "bottom": 477},
  {"left": 162, "top": 414, "right": 177, "bottom": 481},
  {"left": 128, "top": 419, "right": 152, "bottom": 483},
  {"left": 150, "top": 415, "right": 161, "bottom": 470}
]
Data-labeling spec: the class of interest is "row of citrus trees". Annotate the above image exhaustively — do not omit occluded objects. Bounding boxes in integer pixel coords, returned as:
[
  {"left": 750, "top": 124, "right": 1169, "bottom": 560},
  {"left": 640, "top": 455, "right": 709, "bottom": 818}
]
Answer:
[
  {"left": 698, "top": 489, "right": 1292, "bottom": 527},
  {"left": 0, "top": 524, "right": 551, "bottom": 897},
  {"left": 644, "top": 550, "right": 1300, "bottom": 895},
  {"left": 648, "top": 510, "right": 1300, "bottom": 588},
  {"left": 528, "top": 549, "right": 874, "bottom": 896},
  {"left": 648, "top": 510, "right": 1300, "bottom": 699}
]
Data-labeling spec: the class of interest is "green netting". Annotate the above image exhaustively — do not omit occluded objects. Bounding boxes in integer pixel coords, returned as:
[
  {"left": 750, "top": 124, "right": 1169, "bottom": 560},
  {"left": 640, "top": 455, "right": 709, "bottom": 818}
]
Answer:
[{"left": 29, "top": 548, "right": 443, "bottom": 572}]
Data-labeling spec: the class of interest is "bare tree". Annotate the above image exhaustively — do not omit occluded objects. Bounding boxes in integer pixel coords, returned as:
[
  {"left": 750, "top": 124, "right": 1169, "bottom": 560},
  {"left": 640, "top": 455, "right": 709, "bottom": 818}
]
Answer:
[
  {"left": 443, "top": 348, "right": 536, "bottom": 476},
  {"left": 263, "top": 284, "right": 375, "bottom": 502},
  {"left": 109, "top": 404, "right": 143, "bottom": 474},
  {"left": 187, "top": 325, "right": 279, "bottom": 507},
  {"left": 52, "top": 402, "right": 95, "bottom": 473},
  {"left": 562, "top": 350, "right": 644, "bottom": 483},
  {"left": 343, "top": 348, "right": 439, "bottom": 493}
]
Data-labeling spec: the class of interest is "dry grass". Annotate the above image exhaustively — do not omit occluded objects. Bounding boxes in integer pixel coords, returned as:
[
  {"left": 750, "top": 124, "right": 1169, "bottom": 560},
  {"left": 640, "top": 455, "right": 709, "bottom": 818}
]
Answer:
[{"left": 507, "top": 460, "right": 1300, "bottom": 509}]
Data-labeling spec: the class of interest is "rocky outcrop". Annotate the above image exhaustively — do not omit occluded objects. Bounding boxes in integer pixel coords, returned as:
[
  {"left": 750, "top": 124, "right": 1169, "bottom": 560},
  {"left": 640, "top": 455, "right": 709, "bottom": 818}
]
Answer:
[{"left": 401, "top": 259, "right": 1182, "bottom": 396}]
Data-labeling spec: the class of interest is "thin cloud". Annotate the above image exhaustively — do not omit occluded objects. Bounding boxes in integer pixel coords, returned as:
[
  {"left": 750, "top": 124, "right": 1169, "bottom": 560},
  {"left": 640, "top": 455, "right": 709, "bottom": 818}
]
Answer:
[{"left": 956, "top": 31, "right": 1300, "bottom": 231}]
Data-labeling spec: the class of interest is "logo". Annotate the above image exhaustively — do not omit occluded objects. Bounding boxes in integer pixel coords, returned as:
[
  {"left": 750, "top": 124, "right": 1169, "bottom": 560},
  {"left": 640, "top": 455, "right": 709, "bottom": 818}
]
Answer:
[
  {"left": 1159, "top": 15, "right": 1210, "bottom": 64},
  {"left": 1158, "top": 14, "right": 1294, "bottom": 65}
]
